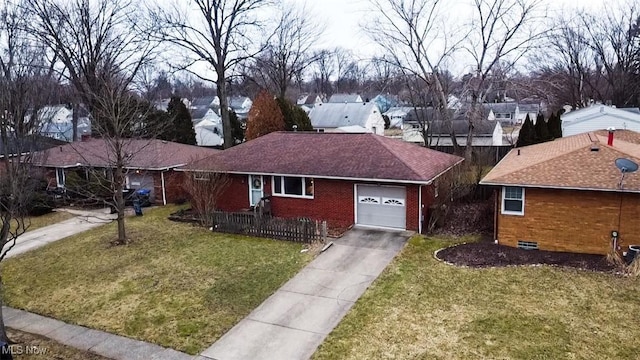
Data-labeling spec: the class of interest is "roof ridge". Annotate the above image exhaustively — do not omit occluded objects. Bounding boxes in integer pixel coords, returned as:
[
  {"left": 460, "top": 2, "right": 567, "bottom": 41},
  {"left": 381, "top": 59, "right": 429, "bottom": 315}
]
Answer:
[
  {"left": 501, "top": 133, "right": 594, "bottom": 174},
  {"left": 371, "top": 134, "right": 433, "bottom": 180},
  {"left": 488, "top": 143, "right": 599, "bottom": 184}
]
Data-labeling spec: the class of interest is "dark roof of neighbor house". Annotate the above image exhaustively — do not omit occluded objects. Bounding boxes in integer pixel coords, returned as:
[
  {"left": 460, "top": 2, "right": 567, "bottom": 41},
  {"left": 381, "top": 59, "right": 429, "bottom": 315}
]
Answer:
[
  {"left": 37, "top": 138, "right": 218, "bottom": 170},
  {"left": 428, "top": 120, "right": 497, "bottom": 136},
  {"left": 481, "top": 130, "right": 640, "bottom": 192},
  {"left": 183, "top": 132, "right": 463, "bottom": 183},
  {"left": 190, "top": 107, "right": 210, "bottom": 121},
  {"left": 309, "top": 102, "right": 381, "bottom": 129},
  {"left": 0, "top": 134, "right": 66, "bottom": 156},
  {"left": 190, "top": 96, "right": 216, "bottom": 108},
  {"left": 328, "top": 93, "right": 362, "bottom": 103},
  {"left": 229, "top": 96, "right": 250, "bottom": 109},
  {"left": 622, "top": 107, "right": 640, "bottom": 115}
]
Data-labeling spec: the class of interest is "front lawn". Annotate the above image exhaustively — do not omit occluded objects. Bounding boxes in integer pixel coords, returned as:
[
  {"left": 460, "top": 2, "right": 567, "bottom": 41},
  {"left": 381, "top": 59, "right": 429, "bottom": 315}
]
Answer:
[
  {"left": 314, "top": 235, "right": 640, "bottom": 360},
  {"left": 2, "top": 205, "right": 312, "bottom": 355}
]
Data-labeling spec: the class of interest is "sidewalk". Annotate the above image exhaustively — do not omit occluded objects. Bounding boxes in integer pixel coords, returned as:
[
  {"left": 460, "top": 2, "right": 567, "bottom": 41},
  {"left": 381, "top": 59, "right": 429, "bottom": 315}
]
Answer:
[
  {"left": 3, "top": 307, "right": 193, "bottom": 360},
  {"left": 4, "top": 209, "right": 115, "bottom": 259}
]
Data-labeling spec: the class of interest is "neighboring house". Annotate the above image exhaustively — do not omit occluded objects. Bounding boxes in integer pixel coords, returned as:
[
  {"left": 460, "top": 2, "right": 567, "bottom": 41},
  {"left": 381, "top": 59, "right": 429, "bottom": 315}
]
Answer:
[
  {"left": 485, "top": 102, "right": 540, "bottom": 125},
  {"left": 480, "top": 129, "right": 640, "bottom": 255},
  {"left": 154, "top": 98, "right": 191, "bottom": 112},
  {"left": 561, "top": 104, "right": 640, "bottom": 137},
  {"left": 384, "top": 106, "right": 414, "bottom": 128},
  {"left": 402, "top": 108, "right": 504, "bottom": 146},
  {"left": 36, "top": 138, "right": 217, "bottom": 205},
  {"left": 328, "top": 93, "right": 363, "bottom": 103},
  {"left": 370, "top": 94, "right": 397, "bottom": 113},
  {"left": 308, "top": 102, "right": 385, "bottom": 135},
  {"left": 335, "top": 125, "right": 371, "bottom": 133},
  {"left": 182, "top": 132, "right": 463, "bottom": 232},
  {"left": 229, "top": 96, "right": 252, "bottom": 120},
  {"left": 39, "top": 105, "right": 91, "bottom": 142},
  {"left": 191, "top": 107, "right": 221, "bottom": 125},
  {"left": 194, "top": 119, "right": 224, "bottom": 147},
  {"left": 297, "top": 93, "right": 324, "bottom": 113}
]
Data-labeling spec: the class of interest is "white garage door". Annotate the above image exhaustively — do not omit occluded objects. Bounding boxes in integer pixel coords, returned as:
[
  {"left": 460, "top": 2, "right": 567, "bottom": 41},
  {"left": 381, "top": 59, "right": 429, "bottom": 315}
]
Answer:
[{"left": 356, "top": 185, "right": 406, "bottom": 229}]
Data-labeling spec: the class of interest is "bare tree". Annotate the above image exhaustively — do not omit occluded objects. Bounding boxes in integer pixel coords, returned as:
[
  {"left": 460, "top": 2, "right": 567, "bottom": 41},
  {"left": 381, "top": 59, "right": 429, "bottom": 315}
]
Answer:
[
  {"left": 247, "top": 2, "right": 324, "bottom": 99},
  {"left": 25, "top": 0, "right": 155, "bottom": 142},
  {"left": 366, "top": 0, "right": 465, "bottom": 153},
  {"left": 311, "top": 49, "right": 335, "bottom": 95},
  {"left": 461, "top": 0, "right": 544, "bottom": 159},
  {"left": 182, "top": 171, "right": 230, "bottom": 227},
  {"left": 26, "top": 0, "right": 162, "bottom": 244},
  {"left": 0, "top": 0, "right": 56, "bottom": 343},
  {"left": 150, "top": 0, "right": 271, "bottom": 149}
]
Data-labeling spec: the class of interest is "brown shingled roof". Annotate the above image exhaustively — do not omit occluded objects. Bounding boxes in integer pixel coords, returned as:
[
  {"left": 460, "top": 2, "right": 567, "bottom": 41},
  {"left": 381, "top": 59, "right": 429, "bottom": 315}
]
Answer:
[
  {"left": 38, "top": 138, "right": 218, "bottom": 170},
  {"left": 182, "top": 132, "right": 463, "bottom": 183},
  {"left": 481, "top": 130, "right": 640, "bottom": 192}
]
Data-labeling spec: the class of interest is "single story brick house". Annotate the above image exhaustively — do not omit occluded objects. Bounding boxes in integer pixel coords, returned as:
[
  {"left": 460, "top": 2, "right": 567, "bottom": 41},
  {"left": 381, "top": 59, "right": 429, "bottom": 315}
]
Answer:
[
  {"left": 480, "top": 130, "right": 640, "bottom": 255},
  {"left": 181, "top": 132, "right": 463, "bottom": 232},
  {"left": 36, "top": 138, "right": 217, "bottom": 205}
]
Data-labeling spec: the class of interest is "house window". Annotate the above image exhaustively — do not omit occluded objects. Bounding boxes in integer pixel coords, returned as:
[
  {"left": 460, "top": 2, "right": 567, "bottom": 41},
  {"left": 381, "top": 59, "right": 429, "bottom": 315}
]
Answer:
[
  {"left": 502, "top": 186, "right": 524, "bottom": 215},
  {"left": 56, "top": 168, "right": 65, "bottom": 187},
  {"left": 272, "top": 176, "right": 314, "bottom": 198}
]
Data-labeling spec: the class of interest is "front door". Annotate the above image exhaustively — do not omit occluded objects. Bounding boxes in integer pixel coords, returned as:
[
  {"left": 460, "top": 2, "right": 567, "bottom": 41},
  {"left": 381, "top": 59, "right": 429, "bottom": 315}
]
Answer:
[{"left": 249, "top": 175, "right": 264, "bottom": 206}]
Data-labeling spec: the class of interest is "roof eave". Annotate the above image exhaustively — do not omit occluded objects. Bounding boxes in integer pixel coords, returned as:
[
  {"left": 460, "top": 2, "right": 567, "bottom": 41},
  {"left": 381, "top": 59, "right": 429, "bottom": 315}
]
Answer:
[{"left": 479, "top": 181, "right": 640, "bottom": 193}]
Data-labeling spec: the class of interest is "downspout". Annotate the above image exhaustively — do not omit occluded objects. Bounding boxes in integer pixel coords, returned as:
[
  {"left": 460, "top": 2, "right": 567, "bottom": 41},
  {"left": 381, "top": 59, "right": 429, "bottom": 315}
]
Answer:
[
  {"left": 161, "top": 170, "right": 167, "bottom": 206},
  {"left": 418, "top": 184, "right": 423, "bottom": 234}
]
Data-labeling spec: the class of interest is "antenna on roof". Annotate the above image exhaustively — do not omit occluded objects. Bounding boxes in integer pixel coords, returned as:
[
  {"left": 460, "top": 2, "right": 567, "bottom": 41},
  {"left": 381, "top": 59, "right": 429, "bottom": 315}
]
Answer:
[{"left": 615, "top": 158, "right": 639, "bottom": 189}]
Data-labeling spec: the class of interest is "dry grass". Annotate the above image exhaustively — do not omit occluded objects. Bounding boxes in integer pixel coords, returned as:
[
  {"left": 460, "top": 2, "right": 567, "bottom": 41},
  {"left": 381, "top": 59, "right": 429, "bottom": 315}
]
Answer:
[
  {"left": 7, "top": 328, "right": 109, "bottom": 360},
  {"left": 2, "top": 205, "right": 313, "bottom": 355},
  {"left": 313, "top": 235, "right": 640, "bottom": 360}
]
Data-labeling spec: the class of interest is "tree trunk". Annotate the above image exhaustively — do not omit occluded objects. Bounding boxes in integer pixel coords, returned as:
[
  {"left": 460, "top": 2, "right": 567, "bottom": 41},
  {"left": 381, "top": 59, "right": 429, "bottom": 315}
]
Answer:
[
  {"left": 217, "top": 75, "right": 233, "bottom": 149},
  {"left": 433, "top": 75, "right": 459, "bottom": 154},
  {"left": 114, "top": 163, "right": 126, "bottom": 244},
  {"left": 0, "top": 278, "right": 9, "bottom": 346},
  {"left": 72, "top": 102, "right": 79, "bottom": 142}
]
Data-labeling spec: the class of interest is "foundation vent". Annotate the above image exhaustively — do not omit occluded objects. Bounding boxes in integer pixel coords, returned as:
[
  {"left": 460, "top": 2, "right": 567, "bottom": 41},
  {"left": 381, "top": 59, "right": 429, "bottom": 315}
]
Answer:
[{"left": 517, "top": 240, "right": 539, "bottom": 250}]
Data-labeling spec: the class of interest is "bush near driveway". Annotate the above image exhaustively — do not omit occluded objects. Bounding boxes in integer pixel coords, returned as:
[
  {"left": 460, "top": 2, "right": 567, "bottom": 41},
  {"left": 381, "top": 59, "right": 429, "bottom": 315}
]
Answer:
[
  {"left": 314, "top": 235, "right": 640, "bottom": 360},
  {"left": 2, "top": 205, "right": 312, "bottom": 355}
]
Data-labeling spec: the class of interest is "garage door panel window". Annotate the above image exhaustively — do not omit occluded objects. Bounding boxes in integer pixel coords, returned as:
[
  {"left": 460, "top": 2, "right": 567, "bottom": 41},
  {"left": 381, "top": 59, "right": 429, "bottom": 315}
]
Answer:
[
  {"left": 359, "top": 196, "right": 380, "bottom": 204},
  {"left": 272, "top": 176, "right": 314, "bottom": 198},
  {"left": 502, "top": 186, "right": 524, "bottom": 215},
  {"left": 382, "top": 197, "right": 404, "bottom": 206}
]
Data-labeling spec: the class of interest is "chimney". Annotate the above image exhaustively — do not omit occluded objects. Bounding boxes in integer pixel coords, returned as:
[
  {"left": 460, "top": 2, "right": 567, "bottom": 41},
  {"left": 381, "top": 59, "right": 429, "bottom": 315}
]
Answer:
[{"left": 607, "top": 127, "right": 615, "bottom": 146}]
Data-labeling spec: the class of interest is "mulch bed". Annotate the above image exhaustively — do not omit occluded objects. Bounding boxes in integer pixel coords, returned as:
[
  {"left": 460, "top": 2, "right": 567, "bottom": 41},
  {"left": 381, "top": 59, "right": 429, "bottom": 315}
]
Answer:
[{"left": 437, "top": 240, "right": 616, "bottom": 272}]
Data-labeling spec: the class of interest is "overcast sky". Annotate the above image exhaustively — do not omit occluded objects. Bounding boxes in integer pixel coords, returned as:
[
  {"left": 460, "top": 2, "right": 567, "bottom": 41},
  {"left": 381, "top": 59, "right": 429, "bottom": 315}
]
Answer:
[{"left": 307, "top": 0, "right": 605, "bottom": 58}]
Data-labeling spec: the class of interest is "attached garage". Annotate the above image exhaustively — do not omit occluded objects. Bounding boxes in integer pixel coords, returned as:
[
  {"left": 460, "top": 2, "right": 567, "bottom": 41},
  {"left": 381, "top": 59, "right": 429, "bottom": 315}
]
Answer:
[{"left": 356, "top": 185, "right": 406, "bottom": 229}]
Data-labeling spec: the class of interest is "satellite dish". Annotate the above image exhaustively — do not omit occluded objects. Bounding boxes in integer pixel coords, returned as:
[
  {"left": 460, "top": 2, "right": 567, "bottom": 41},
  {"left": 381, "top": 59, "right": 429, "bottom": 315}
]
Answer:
[{"left": 615, "top": 158, "right": 639, "bottom": 173}]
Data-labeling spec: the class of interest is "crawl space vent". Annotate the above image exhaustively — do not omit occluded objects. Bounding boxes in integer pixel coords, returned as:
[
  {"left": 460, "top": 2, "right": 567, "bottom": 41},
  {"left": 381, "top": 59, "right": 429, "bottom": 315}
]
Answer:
[{"left": 517, "top": 240, "right": 538, "bottom": 250}]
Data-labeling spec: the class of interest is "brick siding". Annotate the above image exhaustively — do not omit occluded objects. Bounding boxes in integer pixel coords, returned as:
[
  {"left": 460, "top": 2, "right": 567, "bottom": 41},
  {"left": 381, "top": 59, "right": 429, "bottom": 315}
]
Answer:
[
  {"left": 497, "top": 187, "right": 640, "bottom": 255},
  {"left": 216, "top": 175, "right": 425, "bottom": 231}
]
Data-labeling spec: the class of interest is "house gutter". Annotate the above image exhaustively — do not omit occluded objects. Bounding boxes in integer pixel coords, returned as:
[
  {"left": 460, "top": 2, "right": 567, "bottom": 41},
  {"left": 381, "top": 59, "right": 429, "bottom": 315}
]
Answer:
[
  {"left": 174, "top": 169, "right": 436, "bottom": 185},
  {"left": 479, "top": 181, "right": 640, "bottom": 194}
]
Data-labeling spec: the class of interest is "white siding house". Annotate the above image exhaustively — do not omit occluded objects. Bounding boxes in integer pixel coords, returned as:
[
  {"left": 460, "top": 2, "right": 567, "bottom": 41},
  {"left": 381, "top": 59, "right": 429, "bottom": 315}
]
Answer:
[
  {"left": 561, "top": 105, "right": 640, "bottom": 136},
  {"left": 308, "top": 102, "right": 385, "bottom": 135}
]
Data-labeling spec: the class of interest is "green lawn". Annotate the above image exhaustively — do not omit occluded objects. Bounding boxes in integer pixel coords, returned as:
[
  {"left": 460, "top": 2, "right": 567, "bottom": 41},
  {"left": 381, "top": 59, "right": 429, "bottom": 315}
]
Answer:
[
  {"left": 2, "top": 205, "right": 312, "bottom": 355},
  {"left": 314, "top": 235, "right": 640, "bottom": 360}
]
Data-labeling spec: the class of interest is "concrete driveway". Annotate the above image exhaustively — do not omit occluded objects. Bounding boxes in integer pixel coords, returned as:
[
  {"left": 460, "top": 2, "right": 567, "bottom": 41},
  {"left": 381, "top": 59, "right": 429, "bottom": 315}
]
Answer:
[
  {"left": 199, "top": 227, "right": 411, "bottom": 360},
  {"left": 3, "top": 209, "right": 114, "bottom": 258}
]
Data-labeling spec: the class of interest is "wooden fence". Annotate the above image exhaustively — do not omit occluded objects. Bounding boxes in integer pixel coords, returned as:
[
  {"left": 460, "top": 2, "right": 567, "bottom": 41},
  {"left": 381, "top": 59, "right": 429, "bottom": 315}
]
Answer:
[{"left": 212, "top": 211, "right": 327, "bottom": 243}]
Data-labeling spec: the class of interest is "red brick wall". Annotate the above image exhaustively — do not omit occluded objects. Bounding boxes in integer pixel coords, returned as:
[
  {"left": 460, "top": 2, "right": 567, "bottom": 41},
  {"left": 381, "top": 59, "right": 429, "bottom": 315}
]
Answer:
[
  {"left": 217, "top": 174, "right": 251, "bottom": 211},
  {"left": 216, "top": 175, "right": 424, "bottom": 231},
  {"left": 153, "top": 170, "right": 189, "bottom": 205},
  {"left": 497, "top": 187, "right": 640, "bottom": 255}
]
